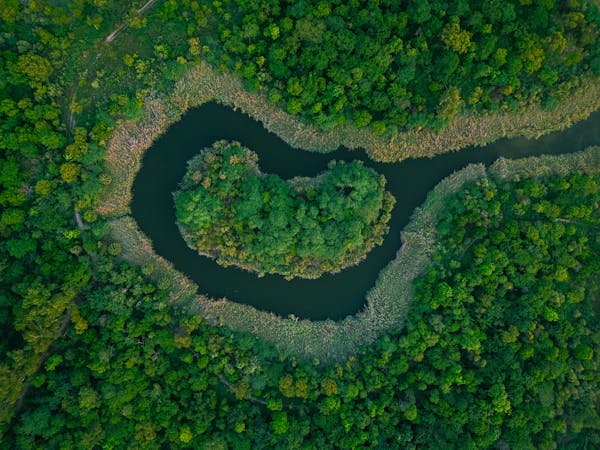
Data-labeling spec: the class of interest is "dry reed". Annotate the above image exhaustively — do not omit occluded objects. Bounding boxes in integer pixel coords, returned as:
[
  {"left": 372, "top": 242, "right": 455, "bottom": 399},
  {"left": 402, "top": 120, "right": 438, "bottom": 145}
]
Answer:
[{"left": 98, "top": 54, "right": 600, "bottom": 362}]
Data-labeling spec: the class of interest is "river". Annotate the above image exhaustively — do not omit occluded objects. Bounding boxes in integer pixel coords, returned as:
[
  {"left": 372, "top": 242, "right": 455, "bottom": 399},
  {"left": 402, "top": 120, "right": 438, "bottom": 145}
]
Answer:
[{"left": 131, "top": 103, "right": 600, "bottom": 320}]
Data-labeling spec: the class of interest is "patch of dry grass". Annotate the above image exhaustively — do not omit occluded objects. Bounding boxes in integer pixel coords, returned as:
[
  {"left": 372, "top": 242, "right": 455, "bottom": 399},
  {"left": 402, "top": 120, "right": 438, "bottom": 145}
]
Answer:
[
  {"left": 99, "top": 54, "right": 600, "bottom": 363},
  {"left": 97, "top": 98, "right": 183, "bottom": 217},
  {"left": 489, "top": 146, "right": 600, "bottom": 181},
  {"left": 98, "top": 61, "right": 600, "bottom": 218}
]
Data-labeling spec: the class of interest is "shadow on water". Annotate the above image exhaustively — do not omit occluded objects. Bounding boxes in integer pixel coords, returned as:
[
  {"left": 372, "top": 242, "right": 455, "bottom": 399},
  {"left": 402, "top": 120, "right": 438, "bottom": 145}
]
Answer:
[{"left": 131, "top": 103, "right": 600, "bottom": 320}]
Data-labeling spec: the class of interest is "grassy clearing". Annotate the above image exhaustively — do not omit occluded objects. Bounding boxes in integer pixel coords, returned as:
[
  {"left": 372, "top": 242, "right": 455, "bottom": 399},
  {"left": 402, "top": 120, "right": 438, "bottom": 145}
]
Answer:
[{"left": 106, "top": 148, "right": 600, "bottom": 362}]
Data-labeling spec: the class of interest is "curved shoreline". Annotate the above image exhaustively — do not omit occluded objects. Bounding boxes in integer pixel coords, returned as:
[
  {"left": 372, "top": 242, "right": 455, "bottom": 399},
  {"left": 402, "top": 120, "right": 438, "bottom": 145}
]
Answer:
[
  {"left": 175, "top": 64, "right": 600, "bottom": 163},
  {"left": 107, "top": 145, "right": 600, "bottom": 362},
  {"left": 174, "top": 140, "right": 394, "bottom": 280},
  {"left": 97, "top": 59, "right": 600, "bottom": 362},
  {"left": 98, "top": 61, "right": 600, "bottom": 217}
]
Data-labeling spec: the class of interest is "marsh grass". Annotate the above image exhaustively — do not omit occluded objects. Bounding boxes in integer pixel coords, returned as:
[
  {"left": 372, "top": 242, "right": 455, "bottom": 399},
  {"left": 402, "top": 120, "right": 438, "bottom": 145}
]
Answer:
[
  {"left": 361, "top": 164, "right": 487, "bottom": 332},
  {"left": 366, "top": 76, "right": 600, "bottom": 162},
  {"left": 107, "top": 149, "right": 600, "bottom": 362},
  {"left": 489, "top": 146, "right": 600, "bottom": 181},
  {"left": 98, "top": 54, "right": 600, "bottom": 362},
  {"left": 97, "top": 98, "right": 180, "bottom": 217},
  {"left": 98, "top": 62, "right": 600, "bottom": 217},
  {"left": 175, "top": 64, "right": 600, "bottom": 163}
]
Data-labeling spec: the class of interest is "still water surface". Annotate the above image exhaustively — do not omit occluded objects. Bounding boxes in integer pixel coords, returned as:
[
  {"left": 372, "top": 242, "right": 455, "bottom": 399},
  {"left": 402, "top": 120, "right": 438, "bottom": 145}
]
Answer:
[{"left": 131, "top": 103, "right": 600, "bottom": 320}]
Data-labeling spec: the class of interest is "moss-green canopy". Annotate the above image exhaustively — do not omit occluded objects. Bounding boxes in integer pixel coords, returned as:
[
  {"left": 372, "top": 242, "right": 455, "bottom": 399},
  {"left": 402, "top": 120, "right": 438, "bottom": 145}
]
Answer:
[{"left": 174, "top": 141, "right": 395, "bottom": 279}]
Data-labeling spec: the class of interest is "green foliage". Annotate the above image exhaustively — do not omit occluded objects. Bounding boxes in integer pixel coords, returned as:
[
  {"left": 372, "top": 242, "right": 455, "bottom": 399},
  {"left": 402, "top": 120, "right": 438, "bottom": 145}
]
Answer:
[
  {"left": 1, "top": 0, "right": 599, "bottom": 448},
  {"left": 174, "top": 141, "right": 394, "bottom": 279},
  {"left": 389, "top": 173, "right": 600, "bottom": 447},
  {"left": 0, "top": 0, "right": 125, "bottom": 433},
  {"left": 206, "top": 0, "right": 600, "bottom": 131},
  {"left": 4, "top": 170, "right": 598, "bottom": 449},
  {"left": 441, "top": 21, "right": 472, "bottom": 54}
]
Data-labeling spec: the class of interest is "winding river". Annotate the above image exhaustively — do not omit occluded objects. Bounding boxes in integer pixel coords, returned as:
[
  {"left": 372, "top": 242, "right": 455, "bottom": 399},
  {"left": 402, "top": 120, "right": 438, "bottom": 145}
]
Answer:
[{"left": 131, "top": 103, "right": 600, "bottom": 320}]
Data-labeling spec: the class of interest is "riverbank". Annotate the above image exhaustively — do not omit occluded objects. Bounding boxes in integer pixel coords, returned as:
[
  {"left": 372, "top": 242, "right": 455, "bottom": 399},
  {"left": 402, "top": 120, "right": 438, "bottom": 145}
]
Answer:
[
  {"left": 95, "top": 49, "right": 600, "bottom": 363},
  {"left": 97, "top": 61, "right": 600, "bottom": 217},
  {"left": 174, "top": 140, "right": 395, "bottom": 280},
  {"left": 106, "top": 146, "right": 600, "bottom": 362},
  {"left": 176, "top": 63, "right": 600, "bottom": 163}
]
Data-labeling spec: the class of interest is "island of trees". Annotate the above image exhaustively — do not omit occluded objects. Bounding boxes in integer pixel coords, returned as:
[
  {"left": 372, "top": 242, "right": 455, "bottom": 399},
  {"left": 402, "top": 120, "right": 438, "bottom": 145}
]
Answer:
[
  {"left": 1, "top": 0, "right": 599, "bottom": 448},
  {"left": 174, "top": 141, "right": 394, "bottom": 279}
]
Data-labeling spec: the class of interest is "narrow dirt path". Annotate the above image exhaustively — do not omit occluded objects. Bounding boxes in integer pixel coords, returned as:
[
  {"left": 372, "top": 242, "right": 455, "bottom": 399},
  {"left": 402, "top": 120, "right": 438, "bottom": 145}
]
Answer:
[
  {"left": 105, "top": 0, "right": 162, "bottom": 43},
  {"left": 66, "top": 83, "right": 78, "bottom": 135},
  {"left": 74, "top": 209, "right": 85, "bottom": 231},
  {"left": 14, "top": 211, "right": 98, "bottom": 415},
  {"left": 12, "top": 0, "right": 162, "bottom": 427},
  {"left": 217, "top": 373, "right": 303, "bottom": 411}
]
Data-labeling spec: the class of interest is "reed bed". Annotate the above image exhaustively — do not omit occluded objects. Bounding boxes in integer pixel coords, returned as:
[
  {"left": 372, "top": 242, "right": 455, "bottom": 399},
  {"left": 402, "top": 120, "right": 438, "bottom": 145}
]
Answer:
[
  {"left": 175, "top": 63, "right": 600, "bottom": 163},
  {"left": 98, "top": 60, "right": 600, "bottom": 217},
  {"left": 489, "top": 146, "right": 600, "bottom": 181},
  {"left": 98, "top": 54, "right": 600, "bottom": 362},
  {"left": 97, "top": 98, "right": 179, "bottom": 217}
]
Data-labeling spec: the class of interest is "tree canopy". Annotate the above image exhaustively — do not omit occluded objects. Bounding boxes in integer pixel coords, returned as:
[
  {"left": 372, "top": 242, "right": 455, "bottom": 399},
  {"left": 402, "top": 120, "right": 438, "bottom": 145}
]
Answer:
[
  {"left": 4, "top": 170, "right": 599, "bottom": 449},
  {"left": 174, "top": 141, "right": 394, "bottom": 279},
  {"left": 205, "top": 0, "right": 600, "bottom": 132},
  {"left": 0, "top": 0, "right": 599, "bottom": 448}
]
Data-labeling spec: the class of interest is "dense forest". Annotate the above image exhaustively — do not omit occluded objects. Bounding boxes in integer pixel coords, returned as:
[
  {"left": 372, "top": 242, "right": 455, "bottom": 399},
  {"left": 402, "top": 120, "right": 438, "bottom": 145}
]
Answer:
[
  {"left": 206, "top": 0, "right": 600, "bottom": 131},
  {"left": 3, "top": 170, "right": 599, "bottom": 448},
  {"left": 174, "top": 141, "right": 394, "bottom": 278},
  {"left": 0, "top": 0, "right": 599, "bottom": 448}
]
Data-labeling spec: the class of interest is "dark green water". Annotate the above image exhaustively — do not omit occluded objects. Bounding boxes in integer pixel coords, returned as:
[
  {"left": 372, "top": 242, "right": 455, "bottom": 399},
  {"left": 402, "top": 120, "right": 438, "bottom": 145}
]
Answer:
[{"left": 131, "top": 103, "right": 600, "bottom": 320}]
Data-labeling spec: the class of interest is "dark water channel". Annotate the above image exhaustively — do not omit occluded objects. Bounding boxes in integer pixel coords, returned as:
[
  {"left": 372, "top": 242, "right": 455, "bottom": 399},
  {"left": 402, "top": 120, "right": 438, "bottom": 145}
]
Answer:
[{"left": 131, "top": 103, "right": 600, "bottom": 320}]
